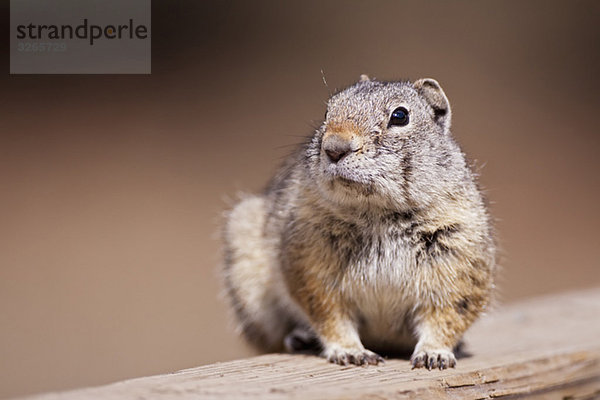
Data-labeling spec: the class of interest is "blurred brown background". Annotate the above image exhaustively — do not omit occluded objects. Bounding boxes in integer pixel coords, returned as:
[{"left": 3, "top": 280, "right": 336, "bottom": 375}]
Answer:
[{"left": 1, "top": 1, "right": 599, "bottom": 398}]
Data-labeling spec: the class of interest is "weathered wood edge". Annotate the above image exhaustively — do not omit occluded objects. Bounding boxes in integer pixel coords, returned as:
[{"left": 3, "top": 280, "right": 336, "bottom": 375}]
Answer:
[
  {"left": 15, "top": 288, "right": 600, "bottom": 400},
  {"left": 399, "top": 350, "right": 600, "bottom": 399}
]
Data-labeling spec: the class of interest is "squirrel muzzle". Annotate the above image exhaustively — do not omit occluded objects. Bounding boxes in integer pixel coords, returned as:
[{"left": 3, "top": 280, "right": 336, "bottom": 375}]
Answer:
[{"left": 322, "top": 130, "right": 363, "bottom": 164}]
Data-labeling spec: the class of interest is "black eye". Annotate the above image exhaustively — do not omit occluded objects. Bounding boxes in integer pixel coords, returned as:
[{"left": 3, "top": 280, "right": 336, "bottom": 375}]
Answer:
[{"left": 388, "top": 107, "right": 409, "bottom": 127}]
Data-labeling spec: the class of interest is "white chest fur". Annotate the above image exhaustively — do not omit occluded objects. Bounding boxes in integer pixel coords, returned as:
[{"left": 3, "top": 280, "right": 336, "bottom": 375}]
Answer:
[{"left": 338, "top": 226, "right": 419, "bottom": 350}]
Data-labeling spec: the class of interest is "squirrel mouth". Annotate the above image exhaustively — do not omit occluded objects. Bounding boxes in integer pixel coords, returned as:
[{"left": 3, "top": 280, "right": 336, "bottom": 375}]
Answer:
[
  {"left": 335, "top": 175, "right": 360, "bottom": 186},
  {"left": 329, "top": 174, "right": 375, "bottom": 196},
  {"left": 320, "top": 160, "right": 375, "bottom": 196}
]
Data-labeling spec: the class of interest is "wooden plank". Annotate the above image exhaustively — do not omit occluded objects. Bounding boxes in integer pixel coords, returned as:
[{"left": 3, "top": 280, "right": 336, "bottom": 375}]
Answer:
[{"left": 18, "top": 289, "right": 600, "bottom": 400}]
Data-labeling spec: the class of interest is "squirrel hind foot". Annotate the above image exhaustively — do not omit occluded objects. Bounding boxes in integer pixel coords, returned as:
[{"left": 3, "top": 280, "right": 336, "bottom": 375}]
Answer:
[{"left": 284, "top": 327, "right": 322, "bottom": 355}]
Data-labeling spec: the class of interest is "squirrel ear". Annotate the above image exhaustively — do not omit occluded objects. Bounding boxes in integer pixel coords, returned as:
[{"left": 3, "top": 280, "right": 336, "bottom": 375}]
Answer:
[
  {"left": 413, "top": 78, "right": 451, "bottom": 130},
  {"left": 359, "top": 74, "right": 370, "bottom": 82}
]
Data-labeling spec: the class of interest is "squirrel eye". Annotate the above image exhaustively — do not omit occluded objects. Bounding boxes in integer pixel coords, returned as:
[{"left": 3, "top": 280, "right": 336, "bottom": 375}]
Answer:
[{"left": 388, "top": 107, "right": 409, "bottom": 127}]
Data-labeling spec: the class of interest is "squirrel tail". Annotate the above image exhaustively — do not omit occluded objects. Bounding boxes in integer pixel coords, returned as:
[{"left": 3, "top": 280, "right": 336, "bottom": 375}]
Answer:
[{"left": 222, "top": 195, "right": 290, "bottom": 352}]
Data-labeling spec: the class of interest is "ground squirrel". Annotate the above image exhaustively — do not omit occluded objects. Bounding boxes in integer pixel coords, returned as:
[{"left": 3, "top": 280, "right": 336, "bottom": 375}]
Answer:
[{"left": 222, "top": 76, "right": 495, "bottom": 370}]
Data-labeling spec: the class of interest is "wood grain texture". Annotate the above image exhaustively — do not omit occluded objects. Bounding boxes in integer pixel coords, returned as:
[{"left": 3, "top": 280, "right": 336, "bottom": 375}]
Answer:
[{"left": 18, "top": 289, "right": 600, "bottom": 400}]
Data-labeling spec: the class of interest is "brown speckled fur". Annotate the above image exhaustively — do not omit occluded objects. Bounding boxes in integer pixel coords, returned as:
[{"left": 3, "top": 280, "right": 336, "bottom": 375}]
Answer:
[{"left": 222, "top": 76, "right": 496, "bottom": 370}]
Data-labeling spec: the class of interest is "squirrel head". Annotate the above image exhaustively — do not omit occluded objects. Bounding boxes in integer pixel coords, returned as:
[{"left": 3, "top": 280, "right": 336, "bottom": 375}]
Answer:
[{"left": 307, "top": 77, "right": 464, "bottom": 211}]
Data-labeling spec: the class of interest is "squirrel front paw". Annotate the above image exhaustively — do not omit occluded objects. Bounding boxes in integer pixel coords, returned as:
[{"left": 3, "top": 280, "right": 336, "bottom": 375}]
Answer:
[
  {"left": 410, "top": 347, "right": 456, "bottom": 370},
  {"left": 323, "top": 345, "right": 384, "bottom": 366}
]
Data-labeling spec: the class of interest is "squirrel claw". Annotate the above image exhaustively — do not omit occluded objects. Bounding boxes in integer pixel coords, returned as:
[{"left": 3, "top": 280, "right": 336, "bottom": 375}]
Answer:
[
  {"left": 325, "top": 347, "right": 384, "bottom": 366},
  {"left": 411, "top": 349, "right": 456, "bottom": 370}
]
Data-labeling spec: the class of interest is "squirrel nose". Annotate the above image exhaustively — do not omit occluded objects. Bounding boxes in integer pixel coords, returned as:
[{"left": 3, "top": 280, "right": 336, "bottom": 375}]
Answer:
[
  {"left": 325, "top": 147, "right": 350, "bottom": 163},
  {"left": 323, "top": 135, "right": 354, "bottom": 163}
]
